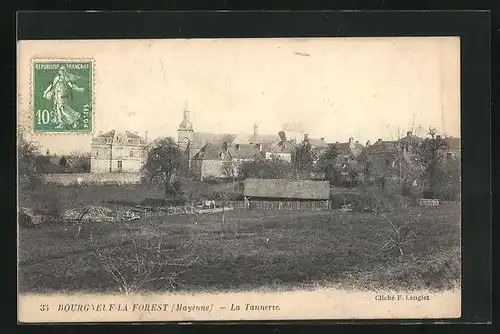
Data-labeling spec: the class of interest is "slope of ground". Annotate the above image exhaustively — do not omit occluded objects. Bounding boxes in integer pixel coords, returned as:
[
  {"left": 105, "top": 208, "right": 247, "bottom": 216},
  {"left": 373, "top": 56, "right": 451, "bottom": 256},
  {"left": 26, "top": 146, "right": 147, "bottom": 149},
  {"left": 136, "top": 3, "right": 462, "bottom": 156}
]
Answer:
[{"left": 18, "top": 202, "right": 460, "bottom": 294}]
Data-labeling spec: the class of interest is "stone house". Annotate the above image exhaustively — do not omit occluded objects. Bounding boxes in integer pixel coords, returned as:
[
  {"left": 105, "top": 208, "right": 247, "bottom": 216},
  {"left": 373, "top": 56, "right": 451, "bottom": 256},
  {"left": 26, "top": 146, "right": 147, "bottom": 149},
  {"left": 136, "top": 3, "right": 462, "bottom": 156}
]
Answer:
[
  {"left": 90, "top": 130, "right": 148, "bottom": 173},
  {"left": 178, "top": 104, "right": 291, "bottom": 179},
  {"left": 190, "top": 142, "right": 232, "bottom": 181}
]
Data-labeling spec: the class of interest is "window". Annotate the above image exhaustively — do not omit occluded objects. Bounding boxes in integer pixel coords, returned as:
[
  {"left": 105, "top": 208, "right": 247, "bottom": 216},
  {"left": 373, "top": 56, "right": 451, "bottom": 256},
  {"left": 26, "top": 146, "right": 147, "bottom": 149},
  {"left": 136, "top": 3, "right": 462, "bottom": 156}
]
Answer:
[
  {"left": 94, "top": 149, "right": 98, "bottom": 157},
  {"left": 129, "top": 150, "right": 134, "bottom": 157}
]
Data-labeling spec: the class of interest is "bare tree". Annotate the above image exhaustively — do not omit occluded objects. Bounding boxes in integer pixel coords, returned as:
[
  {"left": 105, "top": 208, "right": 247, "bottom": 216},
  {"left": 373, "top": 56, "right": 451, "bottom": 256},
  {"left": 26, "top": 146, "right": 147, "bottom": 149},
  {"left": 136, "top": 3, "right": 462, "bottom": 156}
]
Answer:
[
  {"left": 18, "top": 128, "right": 41, "bottom": 193},
  {"left": 316, "top": 144, "right": 340, "bottom": 185},
  {"left": 416, "top": 127, "right": 450, "bottom": 198},
  {"left": 292, "top": 142, "right": 314, "bottom": 179},
  {"left": 90, "top": 218, "right": 198, "bottom": 295},
  {"left": 378, "top": 210, "right": 414, "bottom": 257},
  {"left": 74, "top": 206, "right": 93, "bottom": 239}
]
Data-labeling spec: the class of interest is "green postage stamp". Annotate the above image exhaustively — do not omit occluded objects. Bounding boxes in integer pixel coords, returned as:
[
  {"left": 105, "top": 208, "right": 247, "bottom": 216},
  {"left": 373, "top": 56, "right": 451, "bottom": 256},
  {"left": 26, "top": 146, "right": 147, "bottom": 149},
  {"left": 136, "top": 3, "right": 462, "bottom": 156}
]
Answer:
[{"left": 32, "top": 60, "right": 93, "bottom": 133}]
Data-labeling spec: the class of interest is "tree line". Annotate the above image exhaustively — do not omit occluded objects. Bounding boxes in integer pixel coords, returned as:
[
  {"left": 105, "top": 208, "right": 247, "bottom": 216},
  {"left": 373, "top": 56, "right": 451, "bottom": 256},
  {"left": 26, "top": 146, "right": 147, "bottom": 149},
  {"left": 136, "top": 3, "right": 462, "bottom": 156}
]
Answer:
[{"left": 18, "top": 127, "right": 460, "bottom": 202}]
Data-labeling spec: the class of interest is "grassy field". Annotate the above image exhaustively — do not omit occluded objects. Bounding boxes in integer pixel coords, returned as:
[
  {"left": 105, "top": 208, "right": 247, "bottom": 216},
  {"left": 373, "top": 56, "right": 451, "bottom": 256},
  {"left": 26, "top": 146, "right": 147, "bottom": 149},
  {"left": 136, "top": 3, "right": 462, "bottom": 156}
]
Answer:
[{"left": 18, "top": 188, "right": 460, "bottom": 294}]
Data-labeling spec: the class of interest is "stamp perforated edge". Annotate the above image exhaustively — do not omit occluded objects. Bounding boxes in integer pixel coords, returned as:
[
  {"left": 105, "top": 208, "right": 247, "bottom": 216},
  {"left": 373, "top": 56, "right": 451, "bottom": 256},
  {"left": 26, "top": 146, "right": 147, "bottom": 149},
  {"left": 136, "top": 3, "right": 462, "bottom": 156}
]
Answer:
[{"left": 28, "top": 57, "right": 96, "bottom": 136}]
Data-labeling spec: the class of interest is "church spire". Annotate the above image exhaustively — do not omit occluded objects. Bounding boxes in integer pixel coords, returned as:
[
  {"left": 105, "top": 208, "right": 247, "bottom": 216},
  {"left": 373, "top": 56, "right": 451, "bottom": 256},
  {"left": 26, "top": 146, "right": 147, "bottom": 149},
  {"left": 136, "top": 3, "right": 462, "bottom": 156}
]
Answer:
[
  {"left": 183, "top": 100, "right": 190, "bottom": 121},
  {"left": 179, "top": 100, "right": 193, "bottom": 131}
]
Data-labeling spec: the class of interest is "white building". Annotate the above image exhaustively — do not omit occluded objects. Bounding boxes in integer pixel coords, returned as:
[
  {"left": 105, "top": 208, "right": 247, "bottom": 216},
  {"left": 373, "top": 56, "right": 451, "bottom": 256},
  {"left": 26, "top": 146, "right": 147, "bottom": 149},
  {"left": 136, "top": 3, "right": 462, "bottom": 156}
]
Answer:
[{"left": 90, "top": 130, "right": 148, "bottom": 173}]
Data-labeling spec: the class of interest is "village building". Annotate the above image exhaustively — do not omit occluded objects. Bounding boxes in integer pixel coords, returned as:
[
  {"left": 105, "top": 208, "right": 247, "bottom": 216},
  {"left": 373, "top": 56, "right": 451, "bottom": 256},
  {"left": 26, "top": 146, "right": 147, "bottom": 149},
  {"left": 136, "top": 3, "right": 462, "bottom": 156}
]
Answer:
[
  {"left": 331, "top": 137, "right": 365, "bottom": 177},
  {"left": 178, "top": 104, "right": 304, "bottom": 180},
  {"left": 260, "top": 131, "right": 298, "bottom": 162},
  {"left": 36, "top": 154, "right": 88, "bottom": 174},
  {"left": 358, "top": 131, "right": 425, "bottom": 184},
  {"left": 190, "top": 142, "right": 231, "bottom": 180},
  {"left": 309, "top": 137, "right": 364, "bottom": 180},
  {"left": 90, "top": 130, "right": 148, "bottom": 173}
]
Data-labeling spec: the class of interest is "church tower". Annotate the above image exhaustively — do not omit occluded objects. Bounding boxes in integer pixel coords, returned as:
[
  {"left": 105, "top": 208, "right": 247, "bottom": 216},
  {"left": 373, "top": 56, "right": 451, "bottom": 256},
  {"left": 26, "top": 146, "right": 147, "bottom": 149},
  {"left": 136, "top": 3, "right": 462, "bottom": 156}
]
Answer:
[{"left": 178, "top": 101, "right": 194, "bottom": 153}]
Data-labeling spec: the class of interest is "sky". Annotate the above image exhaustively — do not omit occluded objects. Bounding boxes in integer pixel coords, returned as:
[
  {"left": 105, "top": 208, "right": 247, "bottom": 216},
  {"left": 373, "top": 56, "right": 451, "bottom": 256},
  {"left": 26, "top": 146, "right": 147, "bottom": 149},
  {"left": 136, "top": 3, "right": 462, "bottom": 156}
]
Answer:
[{"left": 18, "top": 37, "right": 460, "bottom": 154}]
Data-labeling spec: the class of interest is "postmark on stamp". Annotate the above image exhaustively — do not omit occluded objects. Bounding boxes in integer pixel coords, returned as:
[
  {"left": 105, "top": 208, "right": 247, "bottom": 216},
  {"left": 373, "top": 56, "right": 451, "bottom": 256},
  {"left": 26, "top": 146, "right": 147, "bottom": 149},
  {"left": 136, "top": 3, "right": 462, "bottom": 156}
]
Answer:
[{"left": 32, "top": 60, "right": 93, "bottom": 133}]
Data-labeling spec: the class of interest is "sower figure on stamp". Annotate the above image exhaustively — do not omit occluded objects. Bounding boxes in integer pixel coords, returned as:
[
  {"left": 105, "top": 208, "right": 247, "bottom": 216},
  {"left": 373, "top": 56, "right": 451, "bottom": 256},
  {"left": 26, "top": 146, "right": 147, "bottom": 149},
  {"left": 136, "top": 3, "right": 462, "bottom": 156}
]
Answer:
[{"left": 42, "top": 65, "right": 84, "bottom": 129}]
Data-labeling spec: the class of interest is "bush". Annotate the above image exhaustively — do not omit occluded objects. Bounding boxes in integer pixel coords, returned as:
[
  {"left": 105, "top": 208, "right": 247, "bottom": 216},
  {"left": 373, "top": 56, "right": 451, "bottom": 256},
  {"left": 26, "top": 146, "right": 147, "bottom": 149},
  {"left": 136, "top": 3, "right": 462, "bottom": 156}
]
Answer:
[
  {"left": 41, "top": 195, "right": 63, "bottom": 223},
  {"left": 202, "top": 177, "right": 226, "bottom": 185},
  {"left": 353, "top": 187, "right": 409, "bottom": 213},
  {"left": 436, "top": 183, "right": 461, "bottom": 201},
  {"left": 329, "top": 193, "right": 359, "bottom": 209}
]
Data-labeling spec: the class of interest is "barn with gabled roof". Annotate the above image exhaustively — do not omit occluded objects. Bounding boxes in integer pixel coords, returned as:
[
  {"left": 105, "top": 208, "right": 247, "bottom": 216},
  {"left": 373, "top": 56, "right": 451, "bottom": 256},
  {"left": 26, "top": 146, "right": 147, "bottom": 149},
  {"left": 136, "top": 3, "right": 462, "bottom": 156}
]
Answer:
[{"left": 243, "top": 178, "right": 330, "bottom": 201}]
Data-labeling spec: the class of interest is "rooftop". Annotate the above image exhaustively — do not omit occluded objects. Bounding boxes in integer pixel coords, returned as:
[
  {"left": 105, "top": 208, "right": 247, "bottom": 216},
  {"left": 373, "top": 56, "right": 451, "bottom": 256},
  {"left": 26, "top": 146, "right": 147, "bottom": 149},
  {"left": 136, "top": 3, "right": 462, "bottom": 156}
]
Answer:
[{"left": 243, "top": 178, "right": 330, "bottom": 200}]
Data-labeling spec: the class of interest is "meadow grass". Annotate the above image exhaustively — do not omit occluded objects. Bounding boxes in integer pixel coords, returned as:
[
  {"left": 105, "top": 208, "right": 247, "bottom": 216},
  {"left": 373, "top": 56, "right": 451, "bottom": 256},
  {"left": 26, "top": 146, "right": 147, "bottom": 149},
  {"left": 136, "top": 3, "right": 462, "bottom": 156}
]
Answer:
[{"left": 18, "top": 187, "right": 460, "bottom": 294}]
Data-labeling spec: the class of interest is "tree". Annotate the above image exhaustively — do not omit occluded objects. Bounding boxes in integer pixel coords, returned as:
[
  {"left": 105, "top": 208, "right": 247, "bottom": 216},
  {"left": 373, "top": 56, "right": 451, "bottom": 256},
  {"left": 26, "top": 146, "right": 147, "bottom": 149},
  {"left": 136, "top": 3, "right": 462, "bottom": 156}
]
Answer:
[
  {"left": 91, "top": 220, "right": 198, "bottom": 295},
  {"left": 316, "top": 144, "right": 340, "bottom": 185},
  {"left": 221, "top": 160, "right": 235, "bottom": 180},
  {"left": 141, "top": 137, "right": 187, "bottom": 198},
  {"left": 347, "top": 169, "right": 360, "bottom": 186},
  {"left": 18, "top": 129, "right": 40, "bottom": 192},
  {"left": 441, "top": 155, "right": 461, "bottom": 200},
  {"left": 292, "top": 142, "right": 314, "bottom": 179},
  {"left": 69, "top": 150, "right": 91, "bottom": 173},
  {"left": 416, "top": 128, "right": 450, "bottom": 198},
  {"left": 363, "top": 161, "right": 375, "bottom": 183}
]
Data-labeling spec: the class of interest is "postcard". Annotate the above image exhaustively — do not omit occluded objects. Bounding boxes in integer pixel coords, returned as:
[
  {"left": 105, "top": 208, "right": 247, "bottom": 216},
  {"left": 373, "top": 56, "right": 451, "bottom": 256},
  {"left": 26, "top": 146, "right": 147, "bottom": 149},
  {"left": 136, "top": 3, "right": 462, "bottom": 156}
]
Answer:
[{"left": 17, "top": 37, "right": 461, "bottom": 322}]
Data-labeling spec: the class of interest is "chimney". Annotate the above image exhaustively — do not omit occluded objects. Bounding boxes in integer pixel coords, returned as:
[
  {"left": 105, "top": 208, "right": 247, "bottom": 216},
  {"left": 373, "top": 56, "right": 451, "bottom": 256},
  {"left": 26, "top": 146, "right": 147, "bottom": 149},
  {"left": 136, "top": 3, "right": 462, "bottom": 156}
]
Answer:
[
  {"left": 144, "top": 131, "right": 148, "bottom": 142},
  {"left": 258, "top": 143, "right": 263, "bottom": 152},
  {"left": 253, "top": 123, "right": 259, "bottom": 143},
  {"left": 349, "top": 137, "right": 354, "bottom": 148},
  {"left": 278, "top": 131, "right": 287, "bottom": 143},
  {"left": 303, "top": 133, "right": 309, "bottom": 143},
  {"left": 407, "top": 131, "right": 412, "bottom": 137},
  {"left": 366, "top": 140, "right": 371, "bottom": 146}
]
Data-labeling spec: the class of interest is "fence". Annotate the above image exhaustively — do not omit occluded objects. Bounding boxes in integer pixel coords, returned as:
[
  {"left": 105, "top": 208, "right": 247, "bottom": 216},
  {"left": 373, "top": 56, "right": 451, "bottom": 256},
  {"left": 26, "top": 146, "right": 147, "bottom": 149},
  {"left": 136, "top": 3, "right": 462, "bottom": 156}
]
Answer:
[{"left": 228, "top": 200, "right": 331, "bottom": 211}]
